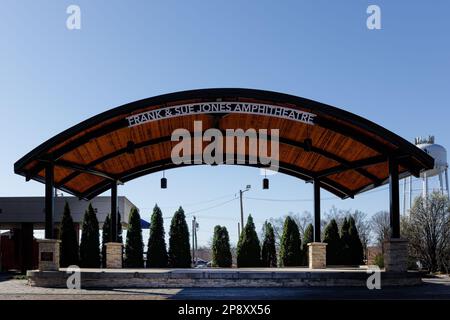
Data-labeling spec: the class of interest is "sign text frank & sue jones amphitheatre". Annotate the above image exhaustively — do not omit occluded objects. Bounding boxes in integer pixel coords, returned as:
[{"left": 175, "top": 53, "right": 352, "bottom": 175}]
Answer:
[{"left": 126, "top": 102, "right": 317, "bottom": 127}]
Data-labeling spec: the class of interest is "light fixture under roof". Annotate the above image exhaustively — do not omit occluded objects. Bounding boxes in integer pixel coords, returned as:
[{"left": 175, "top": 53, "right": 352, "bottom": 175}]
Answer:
[
  {"left": 126, "top": 141, "right": 135, "bottom": 154},
  {"left": 161, "top": 171, "right": 167, "bottom": 189},
  {"left": 304, "top": 138, "right": 312, "bottom": 152},
  {"left": 263, "top": 170, "right": 269, "bottom": 190}
]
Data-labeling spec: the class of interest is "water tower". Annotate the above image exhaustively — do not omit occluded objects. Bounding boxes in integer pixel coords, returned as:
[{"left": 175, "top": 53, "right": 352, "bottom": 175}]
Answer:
[{"left": 403, "top": 136, "right": 449, "bottom": 213}]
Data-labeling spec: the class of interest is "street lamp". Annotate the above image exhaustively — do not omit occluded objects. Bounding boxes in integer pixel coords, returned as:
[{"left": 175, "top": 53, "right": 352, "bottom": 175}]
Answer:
[{"left": 239, "top": 185, "right": 251, "bottom": 232}]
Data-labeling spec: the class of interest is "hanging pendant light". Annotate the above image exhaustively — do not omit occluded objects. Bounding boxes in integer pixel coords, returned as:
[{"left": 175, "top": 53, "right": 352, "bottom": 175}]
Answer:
[
  {"left": 161, "top": 171, "right": 167, "bottom": 189},
  {"left": 126, "top": 141, "right": 135, "bottom": 154},
  {"left": 263, "top": 170, "right": 269, "bottom": 190},
  {"left": 304, "top": 138, "right": 313, "bottom": 152}
]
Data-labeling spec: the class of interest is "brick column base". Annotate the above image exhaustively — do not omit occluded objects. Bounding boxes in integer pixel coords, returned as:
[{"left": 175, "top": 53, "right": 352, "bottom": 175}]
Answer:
[
  {"left": 308, "top": 242, "right": 327, "bottom": 269},
  {"left": 384, "top": 238, "right": 408, "bottom": 272},
  {"left": 106, "top": 242, "right": 123, "bottom": 269},
  {"left": 37, "top": 239, "right": 61, "bottom": 271}
]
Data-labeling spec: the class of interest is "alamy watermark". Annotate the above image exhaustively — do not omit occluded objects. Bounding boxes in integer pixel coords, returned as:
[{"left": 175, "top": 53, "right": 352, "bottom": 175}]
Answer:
[
  {"left": 66, "top": 5, "right": 81, "bottom": 30},
  {"left": 171, "top": 121, "right": 280, "bottom": 173},
  {"left": 367, "top": 5, "right": 381, "bottom": 30},
  {"left": 66, "top": 265, "right": 81, "bottom": 290},
  {"left": 366, "top": 265, "right": 381, "bottom": 290}
]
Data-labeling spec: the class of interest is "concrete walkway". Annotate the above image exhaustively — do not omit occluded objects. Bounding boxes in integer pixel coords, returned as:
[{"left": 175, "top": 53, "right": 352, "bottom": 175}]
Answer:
[
  {"left": 56, "top": 267, "right": 371, "bottom": 272},
  {"left": 1, "top": 273, "right": 450, "bottom": 300}
]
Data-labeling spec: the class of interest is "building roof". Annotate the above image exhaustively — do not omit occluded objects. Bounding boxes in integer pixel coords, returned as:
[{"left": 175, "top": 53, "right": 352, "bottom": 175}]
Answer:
[
  {"left": 14, "top": 88, "right": 434, "bottom": 199},
  {"left": 0, "top": 196, "right": 136, "bottom": 228}
]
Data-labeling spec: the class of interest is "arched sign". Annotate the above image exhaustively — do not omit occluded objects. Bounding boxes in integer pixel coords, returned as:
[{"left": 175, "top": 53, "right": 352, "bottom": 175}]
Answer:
[{"left": 127, "top": 102, "right": 316, "bottom": 127}]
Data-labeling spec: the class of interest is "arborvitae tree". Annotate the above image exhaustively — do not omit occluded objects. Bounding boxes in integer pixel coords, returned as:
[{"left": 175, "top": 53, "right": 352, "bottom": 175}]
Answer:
[
  {"left": 146, "top": 204, "right": 168, "bottom": 268},
  {"left": 261, "top": 222, "right": 277, "bottom": 267},
  {"left": 168, "top": 207, "right": 191, "bottom": 268},
  {"left": 80, "top": 203, "right": 100, "bottom": 267},
  {"left": 212, "top": 226, "right": 232, "bottom": 268},
  {"left": 302, "top": 223, "right": 314, "bottom": 266},
  {"left": 124, "top": 206, "right": 144, "bottom": 267},
  {"left": 117, "top": 212, "right": 123, "bottom": 244},
  {"left": 237, "top": 215, "right": 261, "bottom": 267},
  {"left": 348, "top": 216, "right": 364, "bottom": 265},
  {"left": 279, "top": 216, "right": 302, "bottom": 267},
  {"left": 340, "top": 217, "right": 351, "bottom": 265},
  {"left": 59, "top": 202, "right": 79, "bottom": 267},
  {"left": 101, "top": 214, "right": 111, "bottom": 268},
  {"left": 323, "top": 219, "right": 341, "bottom": 265}
]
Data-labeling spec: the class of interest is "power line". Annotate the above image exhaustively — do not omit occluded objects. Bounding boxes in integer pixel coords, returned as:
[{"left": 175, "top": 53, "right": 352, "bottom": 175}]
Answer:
[
  {"left": 244, "top": 185, "right": 391, "bottom": 203},
  {"left": 245, "top": 196, "right": 336, "bottom": 202},
  {"left": 162, "top": 196, "right": 239, "bottom": 219},
  {"left": 141, "top": 192, "right": 237, "bottom": 211},
  {"left": 185, "top": 197, "right": 239, "bottom": 215}
]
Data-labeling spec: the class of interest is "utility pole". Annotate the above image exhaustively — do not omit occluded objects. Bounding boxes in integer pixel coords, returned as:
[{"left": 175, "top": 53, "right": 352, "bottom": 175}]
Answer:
[
  {"left": 238, "top": 222, "right": 240, "bottom": 239},
  {"left": 194, "top": 219, "right": 198, "bottom": 257},
  {"left": 192, "top": 216, "right": 196, "bottom": 266},
  {"left": 192, "top": 216, "right": 199, "bottom": 267},
  {"left": 239, "top": 185, "right": 251, "bottom": 235},
  {"left": 239, "top": 190, "right": 244, "bottom": 231}
]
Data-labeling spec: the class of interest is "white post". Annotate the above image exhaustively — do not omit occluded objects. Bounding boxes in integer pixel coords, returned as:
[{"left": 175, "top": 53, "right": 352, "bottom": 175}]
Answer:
[
  {"left": 445, "top": 168, "right": 449, "bottom": 198},
  {"left": 409, "top": 176, "right": 413, "bottom": 212},
  {"left": 439, "top": 172, "right": 444, "bottom": 195},
  {"left": 402, "top": 178, "right": 407, "bottom": 215},
  {"left": 423, "top": 173, "right": 428, "bottom": 200}
]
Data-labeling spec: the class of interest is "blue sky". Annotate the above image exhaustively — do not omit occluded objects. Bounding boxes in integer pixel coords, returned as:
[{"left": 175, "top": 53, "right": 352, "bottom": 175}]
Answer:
[{"left": 0, "top": 0, "right": 449, "bottom": 246}]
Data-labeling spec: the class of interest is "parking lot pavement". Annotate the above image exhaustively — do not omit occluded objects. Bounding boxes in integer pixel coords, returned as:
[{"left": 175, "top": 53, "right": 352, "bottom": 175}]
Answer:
[{"left": 1, "top": 274, "right": 450, "bottom": 300}]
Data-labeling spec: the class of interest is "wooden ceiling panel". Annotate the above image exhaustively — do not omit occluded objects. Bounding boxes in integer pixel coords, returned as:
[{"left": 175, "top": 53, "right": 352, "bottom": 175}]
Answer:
[
  {"left": 328, "top": 170, "right": 373, "bottom": 191},
  {"left": 65, "top": 173, "right": 104, "bottom": 194},
  {"left": 365, "top": 162, "right": 389, "bottom": 179}
]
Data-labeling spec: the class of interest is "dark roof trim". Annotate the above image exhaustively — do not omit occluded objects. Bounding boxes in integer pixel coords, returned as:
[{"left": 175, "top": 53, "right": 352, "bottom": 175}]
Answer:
[
  {"left": 14, "top": 88, "right": 434, "bottom": 172},
  {"left": 14, "top": 88, "right": 434, "bottom": 199}
]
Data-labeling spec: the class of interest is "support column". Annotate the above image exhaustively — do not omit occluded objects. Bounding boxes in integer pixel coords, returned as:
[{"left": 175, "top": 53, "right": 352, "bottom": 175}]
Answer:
[
  {"left": 106, "top": 181, "right": 122, "bottom": 268},
  {"left": 308, "top": 179, "right": 327, "bottom": 269},
  {"left": 308, "top": 243, "right": 327, "bottom": 269},
  {"left": 313, "top": 179, "right": 321, "bottom": 242},
  {"left": 105, "top": 242, "right": 122, "bottom": 268},
  {"left": 384, "top": 238, "right": 408, "bottom": 272},
  {"left": 37, "top": 239, "right": 60, "bottom": 271},
  {"left": 110, "top": 181, "right": 118, "bottom": 243},
  {"left": 385, "top": 157, "right": 408, "bottom": 272},
  {"left": 389, "top": 157, "right": 400, "bottom": 239},
  {"left": 45, "top": 163, "right": 54, "bottom": 240}
]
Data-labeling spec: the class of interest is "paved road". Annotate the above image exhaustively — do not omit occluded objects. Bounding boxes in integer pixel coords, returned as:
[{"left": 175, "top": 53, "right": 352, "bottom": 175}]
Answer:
[{"left": 1, "top": 274, "right": 450, "bottom": 300}]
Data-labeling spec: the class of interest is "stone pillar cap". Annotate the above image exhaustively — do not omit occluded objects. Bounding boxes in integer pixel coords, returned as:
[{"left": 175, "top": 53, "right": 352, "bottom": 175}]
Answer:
[
  {"left": 307, "top": 242, "right": 328, "bottom": 246},
  {"left": 105, "top": 242, "right": 123, "bottom": 246},
  {"left": 383, "top": 238, "right": 408, "bottom": 243},
  {"left": 37, "top": 239, "right": 61, "bottom": 243}
]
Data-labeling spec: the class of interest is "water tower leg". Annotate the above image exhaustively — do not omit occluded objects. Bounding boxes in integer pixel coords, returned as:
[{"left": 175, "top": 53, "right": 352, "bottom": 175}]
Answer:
[
  {"left": 409, "top": 176, "right": 413, "bottom": 210},
  {"left": 423, "top": 173, "right": 428, "bottom": 200},
  {"left": 402, "top": 178, "right": 407, "bottom": 215},
  {"left": 445, "top": 169, "right": 449, "bottom": 198},
  {"left": 439, "top": 172, "right": 444, "bottom": 195}
]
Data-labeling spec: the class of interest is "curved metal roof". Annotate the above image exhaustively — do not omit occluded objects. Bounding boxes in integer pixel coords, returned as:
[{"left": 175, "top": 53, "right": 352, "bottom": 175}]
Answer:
[{"left": 14, "top": 88, "right": 434, "bottom": 200}]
